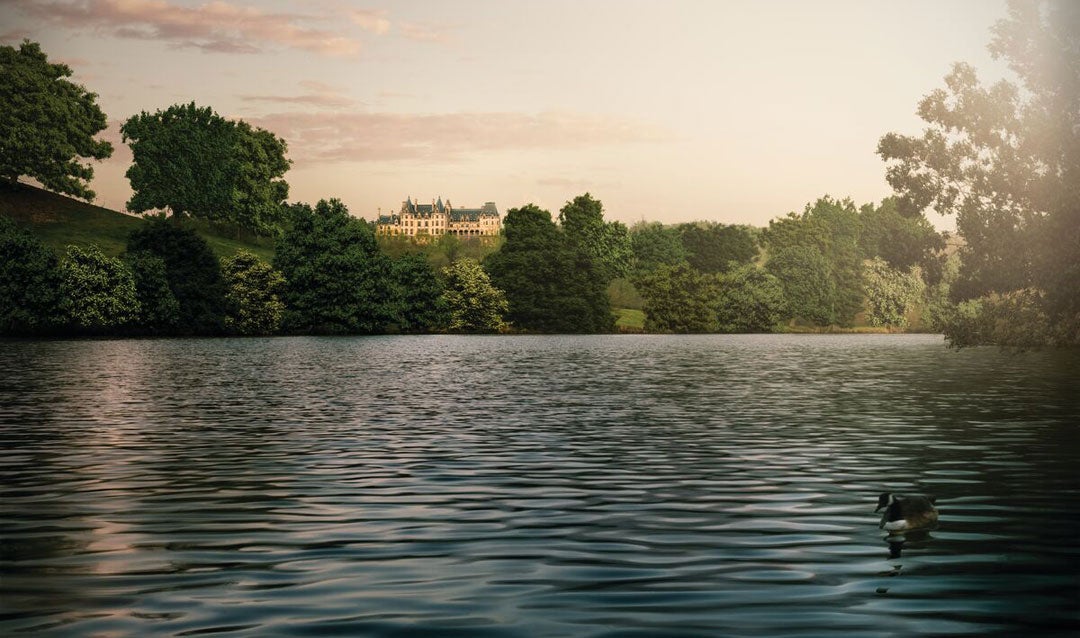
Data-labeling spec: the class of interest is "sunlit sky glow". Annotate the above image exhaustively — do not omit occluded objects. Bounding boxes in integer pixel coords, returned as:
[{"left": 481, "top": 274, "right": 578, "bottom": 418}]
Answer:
[{"left": 1, "top": 0, "right": 1009, "bottom": 229}]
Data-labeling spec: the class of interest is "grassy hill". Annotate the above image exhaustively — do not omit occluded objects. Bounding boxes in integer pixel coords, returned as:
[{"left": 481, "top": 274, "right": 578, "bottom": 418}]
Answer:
[{"left": 0, "top": 181, "right": 274, "bottom": 261}]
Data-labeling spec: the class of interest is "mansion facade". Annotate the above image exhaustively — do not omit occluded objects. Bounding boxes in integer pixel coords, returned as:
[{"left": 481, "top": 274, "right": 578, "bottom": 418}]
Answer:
[{"left": 376, "top": 196, "right": 501, "bottom": 238}]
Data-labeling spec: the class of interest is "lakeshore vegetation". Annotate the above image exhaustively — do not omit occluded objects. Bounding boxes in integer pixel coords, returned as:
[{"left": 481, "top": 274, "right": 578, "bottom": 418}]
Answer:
[{"left": 1, "top": 1, "right": 1076, "bottom": 346}]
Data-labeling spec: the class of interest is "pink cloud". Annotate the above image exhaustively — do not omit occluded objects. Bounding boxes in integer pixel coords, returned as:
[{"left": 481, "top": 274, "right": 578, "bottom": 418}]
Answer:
[
  {"left": 398, "top": 21, "right": 450, "bottom": 44},
  {"left": 248, "top": 110, "right": 668, "bottom": 164},
  {"left": 240, "top": 93, "right": 359, "bottom": 109},
  {"left": 8, "top": 0, "right": 362, "bottom": 56},
  {"left": 351, "top": 9, "right": 390, "bottom": 35}
]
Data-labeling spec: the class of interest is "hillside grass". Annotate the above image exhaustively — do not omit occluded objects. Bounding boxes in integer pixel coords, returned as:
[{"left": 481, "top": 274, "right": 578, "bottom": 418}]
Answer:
[{"left": 0, "top": 181, "right": 274, "bottom": 261}]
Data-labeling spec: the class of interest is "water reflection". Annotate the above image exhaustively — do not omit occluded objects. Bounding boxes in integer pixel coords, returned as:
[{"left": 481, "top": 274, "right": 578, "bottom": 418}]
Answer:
[{"left": 1, "top": 334, "right": 1078, "bottom": 636}]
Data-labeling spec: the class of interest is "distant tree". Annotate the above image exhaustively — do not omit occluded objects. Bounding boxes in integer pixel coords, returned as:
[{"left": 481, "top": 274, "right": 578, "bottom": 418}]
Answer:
[
  {"left": 58, "top": 244, "right": 139, "bottom": 333},
  {"left": 765, "top": 245, "right": 835, "bottom": 326},
  {"left": 863, "top": 257, "right": 925, "bottom": 329},
  {"left": 678, "top": 222, "right": 758, "bottom": 274},
  {"left": 442, "top": 258, "right": 508, "bottom": 333},
  {"left": 558, "top": 193, "right": 632, "bottom": 281},
  {"left": 126, "top": 218, "right": 227, "bottom": 334},
  {"left": 0, "top": 40, "right": 112, "bottom": 200},
  {"left": 629, "top": 221, "right": 688, "bottom": 275},
  {"left": 0, "top": 216, "right": 63, "bottom": 334},
  {"left": 764, "top": 196, "right": 864, "bottom": 326},
  {"left": 126, "top": 251, "right": 179, "bottom": 333},
  {"left": 391, "top": 253, "right": 449, "bottom": 332},
  {"left": 878, "top": 0, "right": 1080, "bottom": 345},
  {"left": 715, "top": 264, "right": 787, "bottom": 333},
  {"left": 122, "top": 102, "right": 290, "bottom": 235},
  {"left": 485, "top": 203, "right": 611, "bottom": 333},
  {"left": 222, "top": 250, "right": 285, "bottom": 335},
  {"left": 274, "top": 199, "right": 392, "bottom": 334},
  {"left": 635, "top": 263, "right": 718, "bottom": 333}
]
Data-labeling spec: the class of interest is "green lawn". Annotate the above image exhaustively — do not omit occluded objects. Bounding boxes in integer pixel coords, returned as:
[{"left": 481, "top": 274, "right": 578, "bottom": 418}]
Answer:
[
  {"left": 614, "top": 308, "right": 645, "bottom": 332},
  {"left": 1, "top": 181, "right": 274, "bottom": 261}
]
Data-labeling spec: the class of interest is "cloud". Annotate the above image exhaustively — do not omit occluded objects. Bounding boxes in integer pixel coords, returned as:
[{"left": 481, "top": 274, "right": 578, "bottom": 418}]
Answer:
[
  {"left": 398, "top": 21, "right": 450, "bottom": 44},
  {"left": 351, "top": 9, "right": 390, "bottom": 35},
  {"left": 249, "top": 110, "right": 668, "bottom": 164},
  {"left": 536, "top": 177, "right": 597, "bottom": 190},
  {"left": 8, "top": 0, "right": 362, "bottom": 56},
  {"left": 241, "top": 93, "right": 358, "bottom": 109}
]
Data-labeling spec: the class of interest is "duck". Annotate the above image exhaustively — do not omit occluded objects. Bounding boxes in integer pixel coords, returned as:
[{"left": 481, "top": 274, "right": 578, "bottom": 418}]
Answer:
[{"left": 876, "top": 492, "right": 938, "bottom": 532}]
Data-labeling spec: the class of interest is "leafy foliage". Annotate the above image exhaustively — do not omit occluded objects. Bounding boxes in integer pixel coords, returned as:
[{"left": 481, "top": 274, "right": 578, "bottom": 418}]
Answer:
[
  {"left": 275, "top": 199, "right": 392, "bottom": 334},
  {"left": 0, "top": 41, "right": 112, "bottom": 200},
  {"left": 634, "top": 263, "right": 718, "bottom": 333},
  {"left": 222, "top": 250, "right": 285, "bottom": 335},
  {"left": 715, "top": 264, "right": 787, "bottom": 333},
  {"left": 122, "top": 102, "right": 290, "bottom": 235},
  {"left": 858, "top": 198, "right": 946, "bottom": 285},
  {"left": 678, "top": 222, "right": 758, "bottom": 274},
  {"left": 485, "top": 204, "right": 612, "bottom": 333},
  {"left": 862, "top": 257, "right": 925, "bottom": 329},
  {"left": 0, "top": 216, "right": 63, "bottom": 334},
  {"left": 126, "top": 251, "right": 179, "bottom": 333},
  {"left": 878, "top": 0, "right": 1079, "bottom": 345},
  {"left": 629, "top": 221, "right": 688, "bottom": 276},
  {"left": 558, "top": 193, "right": 632, "bottom": 281},
  {"left": 127, "top": 218, "right": 227, "bottom": 335},
  {"left": 391, "top": 253, "right": 449, "bottom": 333},
  {"left": 764, "top": 197, "right": 864, "bottom": 326},
  {"left": 441, "top": 258, "right": 509, "bottom": 333},
  {"left": 58, "top": 244, "right": 139, "bottom": 333}
]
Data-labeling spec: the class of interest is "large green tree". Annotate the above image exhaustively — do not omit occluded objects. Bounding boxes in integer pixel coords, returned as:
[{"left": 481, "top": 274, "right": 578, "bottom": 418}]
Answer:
[
  {"left": 0, "top": 216, "right": 63, "bottom": 335},
  {"left": 558, "top": 193, "right": 632, "bottom": 281},
  {"left": 58, "top": 244, "right": 139, "bottom": 333},
  {"left": 442, "top": 258, "right": 508, "bottom": 333},
  {"left": 715, "top": 264, "right": 787, "bottom": 333},
  {"left": 126, "top": 218, "right": 227, "bottom": 335},
  {"left": 764, "top": 196, "right": 864, "bottom": 326},
  {"left": 0, "top": 41, "right": 112, "bottom": 200},
  {"left": 878, "top": 0, "right": 1080, "bottom": 345},
  {"left": 122, "top": 103, "right": 290, "bottom": 235},
  {"left": 274, "top": 199, "right": 392, "bottom": 334},
  {"left": 391, "top": 253, "right": 449, "bottom": 333},
  {"left": 485, "top": 204, "right": 611, "bottom": 333}
]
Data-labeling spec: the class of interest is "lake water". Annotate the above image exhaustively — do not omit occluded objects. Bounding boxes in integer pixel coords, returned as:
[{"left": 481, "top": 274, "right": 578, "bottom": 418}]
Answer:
[{"left": 2, "top": 334, "right": 1079, "bottom": 637}]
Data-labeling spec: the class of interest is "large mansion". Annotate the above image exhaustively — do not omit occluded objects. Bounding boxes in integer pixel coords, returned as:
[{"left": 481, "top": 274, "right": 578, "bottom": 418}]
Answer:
[{"left": 376, "top": 196, "right": 501, "bottom": 237}]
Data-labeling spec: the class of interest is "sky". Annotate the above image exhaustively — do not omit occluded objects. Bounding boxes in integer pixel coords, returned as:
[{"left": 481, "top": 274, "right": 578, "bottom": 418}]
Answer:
[{"left": 1, "top": 0, "right": 1011, "bottom": 229}]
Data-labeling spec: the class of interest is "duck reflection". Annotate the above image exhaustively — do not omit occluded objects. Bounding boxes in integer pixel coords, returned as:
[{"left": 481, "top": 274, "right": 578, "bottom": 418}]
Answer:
[{"left": 884, "top": 528, "right": 934, "bottom": 558}]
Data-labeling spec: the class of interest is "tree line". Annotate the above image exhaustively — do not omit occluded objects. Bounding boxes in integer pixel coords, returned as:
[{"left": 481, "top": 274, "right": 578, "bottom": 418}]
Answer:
[{"left": 3, "top": 0, "right": 1078, "bottom": 346}]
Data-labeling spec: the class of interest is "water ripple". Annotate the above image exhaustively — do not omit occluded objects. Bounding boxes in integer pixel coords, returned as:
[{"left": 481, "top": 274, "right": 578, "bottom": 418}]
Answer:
[{"left": 2, "top": 334, "right": 1079, "bottom": 636}]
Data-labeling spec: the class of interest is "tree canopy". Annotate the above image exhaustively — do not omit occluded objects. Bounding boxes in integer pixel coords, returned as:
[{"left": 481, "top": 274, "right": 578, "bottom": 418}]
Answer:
[
  {"left": 558, "top": 193, "right": 632, "bottom": 281},
  {"left": 122, "top": 102, "right": 290, "bottom": 235},
  {"left": 274, "top": 199, "right": 392, "bottom": 334},
  {"left": 878, "top": 0, "right": 1079, "bottom": 345},
  {"left": 126, "top": 218, "right": 227, "bottom": 335},
  {"left": 0, "top": 216, "right": 63, "bottom": 335},
  {"left": 485, "top": 204, "right": 612, "bottom": 333},
  {"left": 678, "top": 222, "right": 758, "bottom": 274},
  {"left": 0, "top": 40, "right": 112, "bottom": 201},
  {"left": 442, "top": 258, "right": 508, "bottom": 333},
  {"left": 58, "top": 244, "right": 139, "bottom": 333},
  {"left": 763, "top": 196, "right": 864, "bottom": 327}
]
